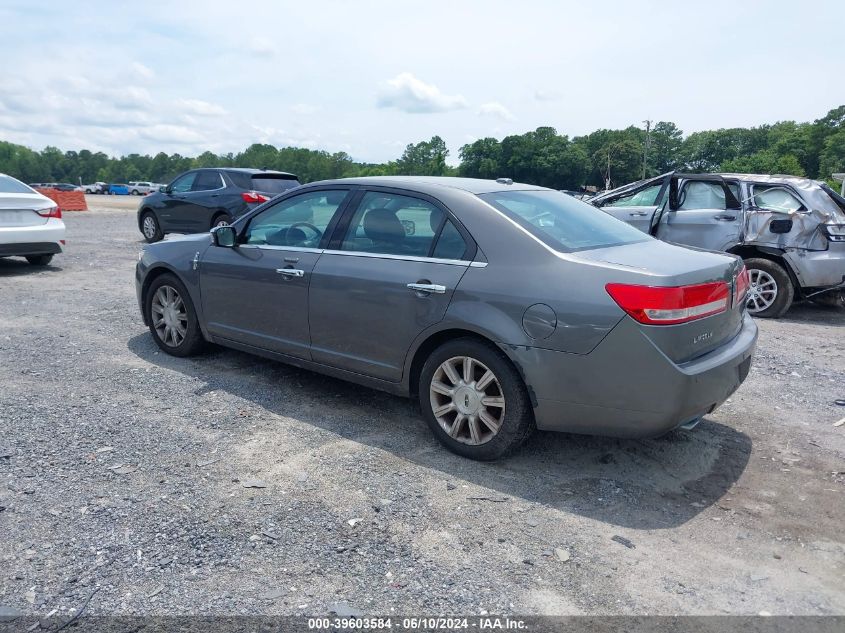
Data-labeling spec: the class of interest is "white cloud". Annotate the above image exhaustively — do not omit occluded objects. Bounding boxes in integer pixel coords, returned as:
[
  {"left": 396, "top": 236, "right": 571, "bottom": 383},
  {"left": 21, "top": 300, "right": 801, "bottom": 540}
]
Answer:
[
  {"left": 131, "top": 62, "right": 155, "bottom": 80},
  {"left": 478, "top": 101, "right": 514, "bottom": 121},
  {"left": 534, "top": 89, "right": 561, "bottom": 102},
  {"left": 377, "top": 73, "right": 468, "bottom": 114},
  {"left": 290, "top": 103, "right": 320, "bottom": 115},
  {"left": 175, "top": 98, "right": 227, "bottom": 117},
  {"left": 249, "top": 37, "right": 277, "bottom": 58}
]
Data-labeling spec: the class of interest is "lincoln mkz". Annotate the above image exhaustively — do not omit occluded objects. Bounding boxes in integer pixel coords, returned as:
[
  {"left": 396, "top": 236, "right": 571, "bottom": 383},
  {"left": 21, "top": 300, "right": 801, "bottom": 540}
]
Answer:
[{"left": 136, "top": 177, "right": 757, "bottom": 459}]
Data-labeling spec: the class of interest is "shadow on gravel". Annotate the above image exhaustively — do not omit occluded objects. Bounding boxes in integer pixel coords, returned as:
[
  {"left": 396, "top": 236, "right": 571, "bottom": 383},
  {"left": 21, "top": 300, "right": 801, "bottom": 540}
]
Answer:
[
  {"left": 779, "top": 301, "right": 845, "bottom": 327},
  {"left": 128, "top": 333, "right": 752, "bottom": 530},
  {"left": 0, "top": 258, "right": 63, "bottom": 276}
]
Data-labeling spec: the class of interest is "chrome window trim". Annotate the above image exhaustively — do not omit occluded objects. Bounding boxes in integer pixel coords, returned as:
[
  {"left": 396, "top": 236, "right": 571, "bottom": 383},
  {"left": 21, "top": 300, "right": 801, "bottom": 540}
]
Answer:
[
  {"left": 188, "top": 171, "right": 227, "bottom": 194},
  {"left": 321, "top": 248, "right": 486, "bottom": 268},
  {"left": 239, "top": 244, "right": 324, "bottom": 254}
]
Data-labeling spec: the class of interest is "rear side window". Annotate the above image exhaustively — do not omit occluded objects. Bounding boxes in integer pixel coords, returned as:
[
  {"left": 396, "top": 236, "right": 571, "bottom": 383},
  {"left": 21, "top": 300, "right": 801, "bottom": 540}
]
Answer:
[
  {"left": 752, "top": 186, "right": 804, "bottom": 212},
  {"left": 432, "top": 220, "right": 468, "bottom": 260},
  {"left": 192, "top": 171, "right": 223, "bottom": 191},
  {"left": 341, "top": 192, "right": 445, "bottom": 257},
  {"left": 0, "top": 175, "right": 36, "bottom": 194},
  {"left": 480, "top": 190, "right": 649, "bottom": 252}
]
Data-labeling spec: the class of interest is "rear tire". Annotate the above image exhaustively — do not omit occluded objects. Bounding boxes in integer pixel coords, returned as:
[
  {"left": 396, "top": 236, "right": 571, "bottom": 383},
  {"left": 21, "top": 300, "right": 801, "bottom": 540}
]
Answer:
[
  {"left": 141, "top": 211, "right": 163, "bottom": 243},
  {"left": 419, "top": 338, "right": 534, "bottom": 460},
  {"left": 26, "top": 254, "right": 53, "bottom": 266},
  {"left": 743, "top": 258, "right": 793, "bottom": 318},
  {"left": 145, "top": 274, "right": 205, "bottom": 357}
]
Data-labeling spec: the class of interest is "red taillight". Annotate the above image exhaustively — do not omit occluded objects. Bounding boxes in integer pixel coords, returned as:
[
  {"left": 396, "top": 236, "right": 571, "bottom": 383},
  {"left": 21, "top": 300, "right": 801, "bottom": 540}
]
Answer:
[
  {"left": 606, "top": 281, "right": 729, "bottom": 325},
  {"left": 241, "top": 191, "right": 269, "bottom": 204},
  {"left": 734, "top": 265, "right": 750, "bottom": 308},
  {"left": 36, "top": 205, "right": 61, "bottom": 218}
]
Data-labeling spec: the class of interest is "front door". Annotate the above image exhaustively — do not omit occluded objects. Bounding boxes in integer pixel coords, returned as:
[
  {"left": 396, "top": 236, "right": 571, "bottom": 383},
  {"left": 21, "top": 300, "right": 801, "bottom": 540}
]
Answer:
[
  {"left": 656, "top": 177, "right": 743, "bottom": 250},
  {"left": 308, "top": 189, "right": 473, "bottom": 382},
  {"left": 199, "top": 188, "right": 351, "bottom": 359},
  {"left": 159, "top": 171, "right": 200, "bottom": 232},
  {"left": 598, "top": 176, "right": 668, "bottom": 233}
]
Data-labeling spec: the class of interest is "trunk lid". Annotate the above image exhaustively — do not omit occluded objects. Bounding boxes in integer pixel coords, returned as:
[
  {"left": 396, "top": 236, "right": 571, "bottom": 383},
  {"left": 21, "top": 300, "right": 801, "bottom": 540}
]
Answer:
[
  {"left": 573, "top": 240, "right": 745, "bottom": 363},
  {"left": 0, "top": 194, "right": 53, "bottom": 227}
]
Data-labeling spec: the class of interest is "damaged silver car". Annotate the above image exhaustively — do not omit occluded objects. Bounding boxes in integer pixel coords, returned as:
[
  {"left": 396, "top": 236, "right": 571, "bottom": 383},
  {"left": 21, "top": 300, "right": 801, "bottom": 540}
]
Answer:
[{"left": 589, "top": 173, "right": 845, "bottom": 317}]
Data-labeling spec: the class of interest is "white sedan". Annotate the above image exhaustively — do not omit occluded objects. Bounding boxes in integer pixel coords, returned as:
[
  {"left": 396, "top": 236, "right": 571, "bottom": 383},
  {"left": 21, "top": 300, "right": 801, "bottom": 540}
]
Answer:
[{"left": 0, "top": 173, "right": 65, "bottom": 266}]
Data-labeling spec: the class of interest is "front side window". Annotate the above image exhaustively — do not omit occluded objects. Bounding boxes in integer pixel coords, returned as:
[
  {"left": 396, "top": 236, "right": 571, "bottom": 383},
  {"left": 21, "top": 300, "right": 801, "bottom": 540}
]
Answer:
[
  {"left": 678, "top": 181, "right": 727, "bottom": 210},
  {"left": 604, "top": 183, "right": 664, "bottom": 208},
  {"left": 753, "top": 186, "right": 804, "bottom": 213},
  {"left": 244, "top": 189, "right": 348, "bottom": 247},
  {"left": 192, "top": 171, "right": 223, "bottom": 192},
  {"left": 170, "top": 172, "right": 196, "bottom": 193},
  {"left": 480, "top": 190, "right": 649, "bottom": 252},
  {"left": 340, "top": 192, "right": 446, "bottom": 257}
]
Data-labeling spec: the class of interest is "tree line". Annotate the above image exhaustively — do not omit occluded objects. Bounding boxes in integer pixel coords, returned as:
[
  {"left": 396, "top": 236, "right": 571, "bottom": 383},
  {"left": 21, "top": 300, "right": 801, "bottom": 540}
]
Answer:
[{"left": 1, "top": 105, "right": 842, "bottom": 190}]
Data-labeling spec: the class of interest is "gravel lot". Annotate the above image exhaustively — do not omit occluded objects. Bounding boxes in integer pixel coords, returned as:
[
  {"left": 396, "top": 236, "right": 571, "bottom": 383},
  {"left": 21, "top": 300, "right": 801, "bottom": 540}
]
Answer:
[{"left": 1, "top": 198, "right": 844, "bottom": 617}]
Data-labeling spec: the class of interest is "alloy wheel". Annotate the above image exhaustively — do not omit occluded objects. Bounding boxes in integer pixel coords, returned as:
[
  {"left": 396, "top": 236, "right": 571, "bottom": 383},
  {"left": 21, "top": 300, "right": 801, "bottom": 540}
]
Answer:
[
  {"left": 429, "top": 356, "right": 505, "bottom": 445},
  {"left": 746, "top": 269, "right": 778, "bottom": 314},
  {"left": 142, "top": 215, "right": 158, "bottom": 239},
  {"left": 151, "top": 285, "right": 188, "bottom": 347}
]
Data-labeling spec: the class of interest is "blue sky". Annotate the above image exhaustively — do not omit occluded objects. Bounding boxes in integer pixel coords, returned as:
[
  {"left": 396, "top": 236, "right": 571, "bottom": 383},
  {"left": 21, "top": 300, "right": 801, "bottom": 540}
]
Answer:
[{"left": 0, "top": 0, "right": 843, "bottom": 164}]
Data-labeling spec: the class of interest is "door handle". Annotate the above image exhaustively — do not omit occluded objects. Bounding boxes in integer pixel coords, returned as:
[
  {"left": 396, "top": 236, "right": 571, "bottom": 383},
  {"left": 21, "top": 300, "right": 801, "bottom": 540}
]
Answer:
[
  {"left": 407, "top": 283, "right": 446, "bottom": 294},
  {"left": 713, "top": 214, "right": 737, "bottom": 221},
  {"left": 276, "top": 268, "right": 304, "bottom": 278},
  {"left": 629, "top": 211, "right": 649, "bottom": 217}
]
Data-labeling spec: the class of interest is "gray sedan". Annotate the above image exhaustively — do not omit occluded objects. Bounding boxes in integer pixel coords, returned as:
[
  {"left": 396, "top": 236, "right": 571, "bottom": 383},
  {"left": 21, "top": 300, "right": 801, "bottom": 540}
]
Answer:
[{"left": 135, "top": 177, "right": 757, "bottom": 460}]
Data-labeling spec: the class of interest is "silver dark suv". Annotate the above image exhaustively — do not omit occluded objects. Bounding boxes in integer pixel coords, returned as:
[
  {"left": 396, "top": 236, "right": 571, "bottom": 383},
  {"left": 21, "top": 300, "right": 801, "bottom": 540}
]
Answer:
[{"left": 590, "top": 172, "right": 845, "bottom": 317}]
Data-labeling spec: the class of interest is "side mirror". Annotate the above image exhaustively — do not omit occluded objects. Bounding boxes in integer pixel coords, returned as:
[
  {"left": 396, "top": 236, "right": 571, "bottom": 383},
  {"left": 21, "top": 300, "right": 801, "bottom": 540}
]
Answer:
[
  {"left": 211, "top": 225, "right": 236, "bottom": 247},
  {"left": 159, "top": 185, "right": 169, "bottom": 193}
]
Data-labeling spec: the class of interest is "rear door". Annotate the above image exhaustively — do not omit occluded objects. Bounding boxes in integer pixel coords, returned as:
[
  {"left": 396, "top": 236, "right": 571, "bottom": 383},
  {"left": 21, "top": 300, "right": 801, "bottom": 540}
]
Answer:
[
  {"left": 183, "top": 169, "right": 227, "bottom": 232},
  {"left": 656, "top": 176, "right": 743, "bottom": 251},
  {"left": 199, "top": 188, "right": 352, "bottom": 358},
  {"left": 598, "top": 175, "right": 669, "bottom": 233},
  {"left": 308, "top": 188, "right": 475, "bottom": 382}
]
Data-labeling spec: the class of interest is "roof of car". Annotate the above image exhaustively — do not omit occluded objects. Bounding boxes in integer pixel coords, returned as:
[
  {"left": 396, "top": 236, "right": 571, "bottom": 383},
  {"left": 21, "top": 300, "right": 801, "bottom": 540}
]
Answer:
[
  {"left": 218, "top": 168, "right": 297, "bottom": 177},
  {"left": 310, "top": 176, "right": 547, "bottom": 195},
  {"left": 714, "top": 173, "right": 822, "bottom": 186}
]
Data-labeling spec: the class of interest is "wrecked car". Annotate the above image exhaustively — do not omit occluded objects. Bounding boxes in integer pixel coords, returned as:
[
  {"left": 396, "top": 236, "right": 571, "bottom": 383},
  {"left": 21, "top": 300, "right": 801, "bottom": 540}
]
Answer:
[{"left": 589, "top": 173, "right": 845, "bottom": 317}]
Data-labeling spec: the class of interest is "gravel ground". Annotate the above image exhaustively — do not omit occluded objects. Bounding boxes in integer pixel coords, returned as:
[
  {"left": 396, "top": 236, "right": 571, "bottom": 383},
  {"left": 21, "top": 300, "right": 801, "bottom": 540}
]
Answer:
[{"left": 1, "top": 203, "right": 844, "bottom": 617}]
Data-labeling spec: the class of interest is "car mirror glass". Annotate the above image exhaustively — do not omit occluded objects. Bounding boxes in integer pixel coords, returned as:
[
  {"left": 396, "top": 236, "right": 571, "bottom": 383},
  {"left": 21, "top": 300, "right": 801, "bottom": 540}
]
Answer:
[{"left": 212, "top": 225, "right": 236, "bottom": 247}]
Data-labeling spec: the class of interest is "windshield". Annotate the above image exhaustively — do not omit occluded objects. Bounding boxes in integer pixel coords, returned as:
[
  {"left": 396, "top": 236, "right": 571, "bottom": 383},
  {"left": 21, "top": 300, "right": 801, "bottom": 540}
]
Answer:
[
  {"left": 479, "top": 190, "right": 650, "bottom": 252},
  {"left": 252, "top": 176, "right": 301, "bottom": 194},
  {"left": 0, "top": 174, "right": 37, "bottom": 194}
]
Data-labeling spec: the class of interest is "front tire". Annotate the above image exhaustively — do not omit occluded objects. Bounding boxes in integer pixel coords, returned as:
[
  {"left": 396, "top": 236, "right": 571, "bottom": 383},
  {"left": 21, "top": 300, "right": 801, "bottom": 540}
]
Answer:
[
  {"left": 419, "top": 338, "right": 534, "bottom": 460},
  {"left": 26, "top": 254, "right": 53, "bottom": 266},
  {"left": 141, "top": 211, "right": 163, "bottom": 243},
  {"left": 744, "top": 258, "right": 793, "bottom": 318},
  {"left": 145, "top": 274, "right": 205, "bottom": 357}
]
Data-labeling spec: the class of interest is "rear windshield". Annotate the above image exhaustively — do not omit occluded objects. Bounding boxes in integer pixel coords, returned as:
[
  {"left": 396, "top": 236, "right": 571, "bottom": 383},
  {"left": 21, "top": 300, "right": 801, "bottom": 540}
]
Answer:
[
  {"left": 479, "top": 190, "right": 649, "bottom": 252},
  {"left": 251, "top": 176, "right": 300, "bottom": 194},
  {"left": 820, "top": 183, "right": 845, "bottom": 213},
  {"left": 0, "top": 174, "right": 36, "bottom": 194}
]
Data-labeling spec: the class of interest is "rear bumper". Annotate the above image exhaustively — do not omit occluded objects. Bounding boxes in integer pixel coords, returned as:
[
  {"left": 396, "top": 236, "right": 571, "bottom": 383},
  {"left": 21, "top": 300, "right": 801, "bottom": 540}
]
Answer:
[
  {"left": 0, "top": 220, "right": 65, "bottom": 256},
  {"left": 784, "top": 243, "right": 845, "bottom": 288},
  {"left": 508, "top": 312, "right": 757, "bottom": 438}
]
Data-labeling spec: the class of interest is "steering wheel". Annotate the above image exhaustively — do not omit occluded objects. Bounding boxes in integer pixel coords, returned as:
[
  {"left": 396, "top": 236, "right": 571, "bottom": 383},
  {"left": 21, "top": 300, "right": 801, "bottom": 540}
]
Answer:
[{"left": 286, "top": 222, "right": 323, "bottom": 246}]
